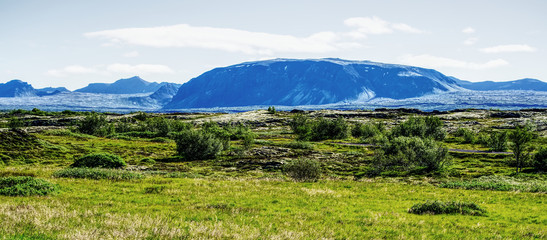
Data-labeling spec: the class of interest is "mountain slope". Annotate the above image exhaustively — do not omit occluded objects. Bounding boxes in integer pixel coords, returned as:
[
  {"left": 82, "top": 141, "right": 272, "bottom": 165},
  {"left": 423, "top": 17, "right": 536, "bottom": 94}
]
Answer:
[
  {"left": 456, "top": 78, "right": 547, "bottom": 91},
  {"left": 75, "top": 76, "right": 166, "bottom": 94},
  {"left": 165, "top": 58, "right": 463, "bottom": 109},
  {"left": 0, "top": 80, "right": 37, "bottom": 97}
]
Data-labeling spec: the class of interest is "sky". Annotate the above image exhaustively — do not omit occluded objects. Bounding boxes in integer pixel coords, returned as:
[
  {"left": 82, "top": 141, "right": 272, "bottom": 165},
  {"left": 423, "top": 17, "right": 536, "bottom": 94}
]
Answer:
[{"left": 1, "top": 0, "right": 546, "bottom": 90}]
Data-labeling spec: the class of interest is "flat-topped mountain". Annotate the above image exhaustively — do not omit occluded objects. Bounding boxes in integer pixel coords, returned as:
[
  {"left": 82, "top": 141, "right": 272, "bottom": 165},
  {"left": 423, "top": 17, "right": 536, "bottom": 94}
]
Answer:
[
  {"left": 165, "top": 58, "right": 464, "bottom": 109},
  {"left": 75, "top": 76, "right": 170, "bottom": 94},
  {"left": 456, "top": 78, "right": 547, "bottom": 91}
]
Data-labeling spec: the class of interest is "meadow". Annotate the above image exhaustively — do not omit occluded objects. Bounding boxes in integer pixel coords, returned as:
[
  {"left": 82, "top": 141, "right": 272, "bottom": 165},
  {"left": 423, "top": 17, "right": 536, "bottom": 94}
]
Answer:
[{"left": 0, "top": 108, "right": 545, "bottom": 239}]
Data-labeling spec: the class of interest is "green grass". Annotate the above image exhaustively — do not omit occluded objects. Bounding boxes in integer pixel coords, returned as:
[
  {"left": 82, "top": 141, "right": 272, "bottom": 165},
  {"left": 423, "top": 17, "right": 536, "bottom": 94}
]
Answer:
[
  {"left": 0, "top": 177, "right": 544, "bottom": 239},
  {"left": 0, "top": 176, "right": 58, "bottom": 196},
  {"left": 53, "top": 168, "right": 144, "bottom": 180},
  {"left": 440, "top": 175, "right": 547, "bottom": 193}
]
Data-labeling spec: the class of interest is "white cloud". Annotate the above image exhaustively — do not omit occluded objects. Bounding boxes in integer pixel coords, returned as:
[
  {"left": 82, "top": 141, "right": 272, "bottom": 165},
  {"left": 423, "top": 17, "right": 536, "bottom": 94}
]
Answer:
[
  {"left": 46, "top": 63, "right": 173, "bottom": 77},
  {"left": 398, "top": 54, "right": 509, "bottom": 70},
  {"left": 106, "top": 63, "right": 174, "bottom": 74},
  {"left": 480, "top": 44, "right": 536, "bottom": 53},
  {"left": 85, "top": 24, "right": 355, "bottom": 55},
  {"left": 123, "top": 51, "right": 140, "bottom": 58},
  {"left": 462, "top": 27, "right": 475, "bottom": 34},
  {"left": 46, "top": 65, "right": 98, "bottom": 77},
  {"left": 391, "top": 23, "right": 424, "bottom": 34},
  {"left": 344, "top": 16, "right": 424, "bottom": 35},
  {"left": 463, "top": 37, "right": 478, "bottom": 46}
]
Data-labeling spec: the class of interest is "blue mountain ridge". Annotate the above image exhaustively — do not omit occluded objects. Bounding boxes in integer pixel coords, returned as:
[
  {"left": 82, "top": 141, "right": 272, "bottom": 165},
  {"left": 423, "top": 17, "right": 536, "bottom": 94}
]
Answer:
[
  {"left": 164, "top": 58, "right": 465, "bottom": 109},
  {"left": 75, "top": 76, "right": 175, "bottom": 94}
]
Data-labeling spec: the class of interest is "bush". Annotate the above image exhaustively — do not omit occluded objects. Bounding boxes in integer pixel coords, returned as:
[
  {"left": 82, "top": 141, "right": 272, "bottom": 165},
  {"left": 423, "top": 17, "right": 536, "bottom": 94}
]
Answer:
[
  {"left": 391, "top": 116, "right": 446, "bottom": 140},
  {"left": 77, "top": 113, "right": 112, "bottom": 136},
  {"left": 174, "top": 129, "right": 224, "bottom": 160},
  {"left": 71, "top": 153, "right": 126, "bottom": 169},
  {"left": 454, "top": 127, "right": 476, "bottom": 144},
  {"left": 533, "top": 147, "right": 547, "bottom": 171},
  {"left": 8, "top": 117, "right": 25, "bottom": 130},
  {"left": 372, "top": 137, "right": 450, "bottom": 175},
  {"left": 352, "top": 121, "right": 384, "bottom": 140},
  {"left": 311, "top": 117, "right": 350, "bottom": 141},
  {"left": 267, "top": 106, "right": 276, "bottom": 114},
  {"left": 290, "top": 114, "right": 313, "bottom": 140},
  {"left": 53, "top": 168, "right": 143, "bottom": 180},
  {"left": 284, "top": 159, "right": 321, "bottom": 182},
  {"left": 0, "top": 176, "right": 59, "bottom": 196},
  {"left": 140, "top": 158, "right": 156, "bottom": 165},
  {"left": 408, "top": 200, "right": 486, "bottom": 216},
  {"left": 488, "top": 131, "right": 508, "bottom": 152}
]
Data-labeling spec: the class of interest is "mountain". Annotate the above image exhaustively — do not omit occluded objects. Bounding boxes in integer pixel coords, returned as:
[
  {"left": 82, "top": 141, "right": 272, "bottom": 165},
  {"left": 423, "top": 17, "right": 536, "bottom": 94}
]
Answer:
[
  {"left": 456, "top": 78, "right": 547, "bottom": 91},
  {"left": 75, "top": 76, "right": 167, "bottom": 94},
  {"left": 0, "top": 80, "right": 37, "bottom": 97},
  {"left": 165, "top": 58, "right": 463, "bottom": 109},
  {"left": 36, "top": 87, "right": 70, "bottom": 96},
  {"left": 149, "top": 83, "right": 181, "bottom": 105}
]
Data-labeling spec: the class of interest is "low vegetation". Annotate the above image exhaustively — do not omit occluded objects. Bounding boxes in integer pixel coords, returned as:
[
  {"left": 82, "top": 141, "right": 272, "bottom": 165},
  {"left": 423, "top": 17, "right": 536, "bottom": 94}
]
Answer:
[
  {"left": 0, "top": 176, "right": 58, "bottom": 196},
  {"left": 71, "top": 153, "right": 126, "bottom": 169},
  {"left": 53, "top": 168, "right": 144, "bottom": 180},
  {"left": 408, "top": 200, "right": 487, "bottom": 216},
  {"left": 0, "top": 108, "right": 546, "bottom": 238}
]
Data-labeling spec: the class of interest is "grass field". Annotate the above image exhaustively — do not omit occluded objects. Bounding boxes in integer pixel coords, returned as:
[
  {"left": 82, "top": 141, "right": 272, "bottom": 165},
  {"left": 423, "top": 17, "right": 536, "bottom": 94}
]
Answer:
[{"left": 0, "top": 109, "right": 546, "bottom": 239}]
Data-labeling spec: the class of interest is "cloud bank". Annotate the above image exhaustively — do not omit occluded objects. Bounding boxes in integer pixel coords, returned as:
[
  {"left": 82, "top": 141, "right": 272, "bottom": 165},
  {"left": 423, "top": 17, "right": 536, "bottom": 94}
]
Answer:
[
  {"left": 46, "top": 64, "right": 174, "bottom": 77},
  {"left": 398, "top": 54, "right": 509, "bottom": 70},
  {"left": 84, "top": 17, "right": 423, "bottom": 55},
  {"left": 480, "top": 44, "right": 536, "bottom": 53}
]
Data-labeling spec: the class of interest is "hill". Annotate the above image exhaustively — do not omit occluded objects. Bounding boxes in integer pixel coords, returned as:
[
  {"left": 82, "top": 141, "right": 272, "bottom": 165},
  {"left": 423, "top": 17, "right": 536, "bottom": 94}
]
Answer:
[
  {"left": 75, "top": 76, "right": 168, "bottom": 94},
  {"left": 165, "top": 58, "right": 463, "bottom": 109}
]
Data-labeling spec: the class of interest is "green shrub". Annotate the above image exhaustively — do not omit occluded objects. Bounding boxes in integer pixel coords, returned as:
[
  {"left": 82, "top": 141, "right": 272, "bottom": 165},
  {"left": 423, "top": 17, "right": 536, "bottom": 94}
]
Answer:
[
  {"left": 71, "top": 153, "right": 126, "bottom": 169},
  {"left": 488, "top": 131, "right": 508, "bottom": 152},
  {"left": 439, "top": 175, "right": 547, "bottom": 193},
  {"left": 267, "top": 106, "right": 276, "bottom": 114},
  {"left": 77, "top": 113, "right": 112, "bottom": 136},
  {"left": 284, "top": 159, "right": 321, "bottom": 182},
  {"left": 289, "top": 114, "right": 313, "bottom": 140},
  {"left": 53, "top": 168, "right": 143, "bottom": 180},
  {"left": 408, "top": 200, "right": 486, "bottom": 216},
  {"left": 372, "top": 137, "right": 450, "bottom": 175},
  {"left": 533, "top": 147, "right": 547, "bottom": 171},
  {"left": 0, "top": 176, "right": 59, "bottom": 196},
  {"left": 174, "top": 129, "right": 224, "bottom": 160},
  {"left": 140, "top": 158, "right": 156, "bottom": 165},
  {"left": 8, "top": 117, "right": 25, "bottom": 130},
  {"left": 391, "top": 116, "right": 446, "bottom": 140},
  {"left": 311, "top": 117, "right": 350, "bottom": 141},
  {"left": 454, "top": 127, "right": 476, "bottom": 144},
  {"left": 352, "top": 121, "right": 384, "bottom": 140}
]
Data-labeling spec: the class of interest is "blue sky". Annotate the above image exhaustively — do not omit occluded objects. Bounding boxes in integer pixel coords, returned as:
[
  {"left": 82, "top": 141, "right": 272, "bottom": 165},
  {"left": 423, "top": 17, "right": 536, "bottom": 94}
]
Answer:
[{"left": 1, "top": 0, "right": 546, "bottom": 90}]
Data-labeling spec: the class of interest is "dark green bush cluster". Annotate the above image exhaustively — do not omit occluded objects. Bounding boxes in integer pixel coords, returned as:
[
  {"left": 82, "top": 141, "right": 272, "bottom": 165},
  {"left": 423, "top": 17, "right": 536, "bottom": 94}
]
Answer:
[
  {"left": 439, "top": 175, "right": 547, "bottom": 193},
  {"left": 174, "top": 129, "right": 225, "bottom": 160},
  {"left": 391, "top": 116, "right": 446, "bottom": 140},
  {"left": 0, "top": 176, "right": 59, "bottom": 196},
  {"left": 267, "top": 106, "right": 276, "bottom": 114},
  {"left": 454, "top": 127, "right": 476, "bottom": 144},
  {"left": 371, "top": 136, "right": 450, "bottom": 176},
  {"left": 488, "top": 131, "right": 508, "bottom": 152},
  {"left": 284, "top": 159, "right": 321, "bottom": 182},
  {"left": 77, "top": 113, "right": 112, "bottom": 136},
  {"left": 53, "top": 168, "right": 143, "bottom": 180},
  {"left": 408, "top": 200, "right": 486, "bottom": 216},
  {"left": 533, "top": 147, "right": 547, "bottom": 171},
  {"left": 290, "top": 114, "right": 349, "bottom": 141},
  {"left": 71, "top": 153, "right": 126, "bottom": 169},
  {"left": 352, "top": 121, "right": 385, "bottom": 141}
]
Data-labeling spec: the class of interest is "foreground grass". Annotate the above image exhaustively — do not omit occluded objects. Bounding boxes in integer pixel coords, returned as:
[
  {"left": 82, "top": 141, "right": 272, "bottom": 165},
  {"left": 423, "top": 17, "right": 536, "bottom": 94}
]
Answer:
[{"left": 0, "top": 176, "right": 545, "bottom": 239}]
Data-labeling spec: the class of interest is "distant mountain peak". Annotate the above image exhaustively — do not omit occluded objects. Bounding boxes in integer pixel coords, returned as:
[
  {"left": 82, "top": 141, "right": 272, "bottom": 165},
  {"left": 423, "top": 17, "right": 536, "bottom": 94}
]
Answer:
[
  {"left": 165, "top": 58, "right": 464, "bottom": 109},
  {"left": 75, "top": 76, "right": 166, "bottom": 94}
]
